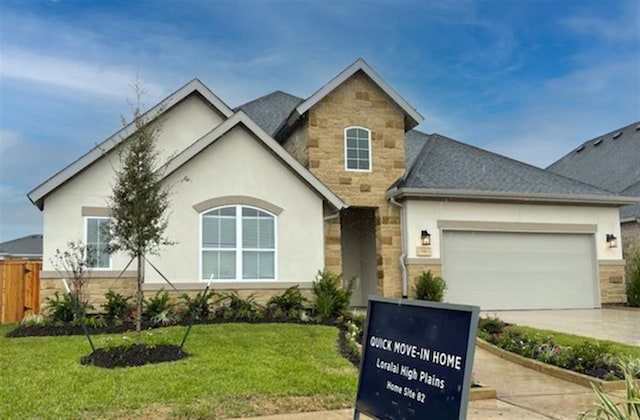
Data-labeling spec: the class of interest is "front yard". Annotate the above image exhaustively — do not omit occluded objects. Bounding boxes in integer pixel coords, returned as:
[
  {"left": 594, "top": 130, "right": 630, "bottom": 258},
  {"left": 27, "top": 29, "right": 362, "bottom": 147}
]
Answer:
[{"left": 0, "top": 322, "right": 357, "bottom": 419}]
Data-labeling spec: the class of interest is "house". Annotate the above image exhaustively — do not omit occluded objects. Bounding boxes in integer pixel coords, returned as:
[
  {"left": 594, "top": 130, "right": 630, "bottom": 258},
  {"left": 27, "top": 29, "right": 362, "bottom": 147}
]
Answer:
[
  {"left": 547, "top": 122, "right": 640, "bottom": 257},
  {"left": 0, "top": 234, "right": 43, "bottom": 260},
  {"left": 28, "top": 59, "right": 635, "bottom": 310}
]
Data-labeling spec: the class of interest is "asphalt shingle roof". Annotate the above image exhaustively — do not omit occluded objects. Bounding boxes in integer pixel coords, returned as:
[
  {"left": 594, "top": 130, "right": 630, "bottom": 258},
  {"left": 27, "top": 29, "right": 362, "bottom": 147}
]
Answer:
[
  {"left": 547, "top": 121, "right": 640, "bottom": 194},
  {"left": 400, "top": 131, "right": 618, "bottom": 197},
  {"left": 235, "top": 91, "right": 303, "bottom": 137},
  {"left": 0, "top": 234, "right": 43, "bottom": 258},
  {"left": 547, "top": 121, "right": 640, "bottom": 218}
]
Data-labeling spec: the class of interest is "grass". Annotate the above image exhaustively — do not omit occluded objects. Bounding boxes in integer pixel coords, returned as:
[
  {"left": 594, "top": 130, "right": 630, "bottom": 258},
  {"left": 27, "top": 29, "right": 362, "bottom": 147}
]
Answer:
[
  {"left": 0, "top": 322, "right": 358, "bottom": 419},
  {"left": 504, "top": 325, "right": 640, "bottom": 359}
]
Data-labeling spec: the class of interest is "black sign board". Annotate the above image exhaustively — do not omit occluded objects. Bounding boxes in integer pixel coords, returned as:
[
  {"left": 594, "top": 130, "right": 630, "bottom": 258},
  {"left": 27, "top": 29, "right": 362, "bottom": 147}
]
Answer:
[{"left": 354, "top": 297, "right": 480, "bottom": 420}]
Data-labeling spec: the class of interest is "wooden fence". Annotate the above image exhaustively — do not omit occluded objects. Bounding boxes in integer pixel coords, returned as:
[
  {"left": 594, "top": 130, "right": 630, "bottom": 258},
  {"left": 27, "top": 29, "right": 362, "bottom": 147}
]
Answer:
[{"left": 0, "top": 260, "right": 41, "bottom": 324}]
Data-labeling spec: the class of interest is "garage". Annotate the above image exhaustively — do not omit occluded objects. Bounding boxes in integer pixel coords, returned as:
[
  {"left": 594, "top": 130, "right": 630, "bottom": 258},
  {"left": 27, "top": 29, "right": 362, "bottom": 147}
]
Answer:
[{"left": 441, "top": 230, "right": 599, "bottom": 310}]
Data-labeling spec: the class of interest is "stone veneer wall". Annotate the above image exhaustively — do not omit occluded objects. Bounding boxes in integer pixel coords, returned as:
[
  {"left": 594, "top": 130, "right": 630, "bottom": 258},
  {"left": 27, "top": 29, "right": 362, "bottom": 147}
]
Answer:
[
  {"left": 621, "top": 220, "right": 640, "bottom": 258},
  {"left": 304, "top": 71, "right": 407, "bottom": 297},
  {"left": 40, "top": 278, "right": 137, "bottom": 310},
  {"left": 598, "top": 262, "right": 627, "bottom": 304}
]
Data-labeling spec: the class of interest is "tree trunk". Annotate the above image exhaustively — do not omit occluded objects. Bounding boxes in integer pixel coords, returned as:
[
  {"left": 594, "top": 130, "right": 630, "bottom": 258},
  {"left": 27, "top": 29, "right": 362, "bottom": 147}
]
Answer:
[{"left": 136, "top": 253, "right": 144, "bottom": 344}]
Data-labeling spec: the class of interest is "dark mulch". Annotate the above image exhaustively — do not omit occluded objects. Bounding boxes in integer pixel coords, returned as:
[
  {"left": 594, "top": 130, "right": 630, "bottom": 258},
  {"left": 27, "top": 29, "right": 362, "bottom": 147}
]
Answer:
[{"left": 80, "top": 344, "right": 188, "bottom": 368}]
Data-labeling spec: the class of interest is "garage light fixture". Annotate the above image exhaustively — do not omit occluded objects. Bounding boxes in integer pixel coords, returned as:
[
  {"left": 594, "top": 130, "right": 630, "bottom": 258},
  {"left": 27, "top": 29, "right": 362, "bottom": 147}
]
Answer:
[
  {"left": 420, "top": 230, "right": 431, "bottom": 246},
  {"left": 606, "top": 234, "right": 617, "bottom": 248}
]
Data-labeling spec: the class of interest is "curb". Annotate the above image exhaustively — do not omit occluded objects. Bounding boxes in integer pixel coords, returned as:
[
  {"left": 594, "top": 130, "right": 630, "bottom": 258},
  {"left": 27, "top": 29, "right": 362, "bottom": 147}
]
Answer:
[
  {"left": 469, "top": 385, "right": 497, "bottom": 400},
  {"left": 476, "top": 338, "right": 628, "bottom": 391}
]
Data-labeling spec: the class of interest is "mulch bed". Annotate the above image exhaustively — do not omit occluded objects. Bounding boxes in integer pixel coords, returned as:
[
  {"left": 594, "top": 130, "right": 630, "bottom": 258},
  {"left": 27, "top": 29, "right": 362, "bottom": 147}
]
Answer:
[{"left": 80, "top": 344, "right": 188, "bottom": 368}]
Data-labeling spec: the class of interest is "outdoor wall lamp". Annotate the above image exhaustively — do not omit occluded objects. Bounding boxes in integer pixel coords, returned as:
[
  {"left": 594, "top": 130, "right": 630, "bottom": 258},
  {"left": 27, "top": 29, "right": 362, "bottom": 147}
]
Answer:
[
  {"left": 420, "top": 230, "right": 431, "bottom": 246},
  {"left": 606, "top": 234, "right": 617, "bottom": 248}
]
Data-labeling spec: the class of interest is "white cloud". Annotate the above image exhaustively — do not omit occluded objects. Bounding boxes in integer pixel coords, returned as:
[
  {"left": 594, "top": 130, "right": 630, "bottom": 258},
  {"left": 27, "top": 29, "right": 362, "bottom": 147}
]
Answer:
[
  {"left": 562, "top": 1, "right": 640, "bottom": 42},
  {"left": 0, "top": 49, "right": 165, "bottom": 100}
]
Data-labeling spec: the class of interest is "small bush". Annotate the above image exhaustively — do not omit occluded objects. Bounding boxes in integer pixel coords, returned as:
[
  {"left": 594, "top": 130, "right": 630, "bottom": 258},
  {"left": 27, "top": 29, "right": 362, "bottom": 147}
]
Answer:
[
  {"left": 626, "top": 248, "right": 640, "bottom": 307},
  {"left": 217, "top": 291, "right": 261, "bottom": 320},
  {"left": 478, "top": 316, "right": 507, "bottom": 335},
  {"left": 102, "top": 290, "right": 134, "bottom": 321},
  {"left": 144, "top": 289, "right": 174, "bottom": 321},
  {"left": 267, "top": 286, "right": 308, "bottom": 316},
  {"left": 180, "top": 290, "right": 216, "bottom": 321},
  {"left": 311, "top": 269, "right": 355, "bottom": 321},
  {"left": 413, "top": 270, "right": 446, "bottom": 302},
  {"left": 44, "top": 292, "right": 76, "bottom": 322}
]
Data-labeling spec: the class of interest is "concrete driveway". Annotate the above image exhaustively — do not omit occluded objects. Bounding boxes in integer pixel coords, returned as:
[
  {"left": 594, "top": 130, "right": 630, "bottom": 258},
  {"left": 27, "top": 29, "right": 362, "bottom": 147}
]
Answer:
[{"left": 485, "top": 307, "right": 640, "bottom": 346}]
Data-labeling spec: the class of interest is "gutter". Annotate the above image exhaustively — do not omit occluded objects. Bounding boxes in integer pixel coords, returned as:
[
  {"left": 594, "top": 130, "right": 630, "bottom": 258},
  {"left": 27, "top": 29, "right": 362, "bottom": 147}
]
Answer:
[
  {"left": 385, "top": 187, "right": 640, "bottom": 206},
  {"left": 389, "top": 196, "right": 408, "bottom": 299}
]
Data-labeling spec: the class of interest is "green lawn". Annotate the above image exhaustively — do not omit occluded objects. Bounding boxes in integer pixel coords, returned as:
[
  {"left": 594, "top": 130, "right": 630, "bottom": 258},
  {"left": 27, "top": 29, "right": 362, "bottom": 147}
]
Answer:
[
  {"left": 504, "top": 325, "right": 640, "bottom": 359},
  {"left": 0, "top": 323, "right": 358, "bottom": 419}
]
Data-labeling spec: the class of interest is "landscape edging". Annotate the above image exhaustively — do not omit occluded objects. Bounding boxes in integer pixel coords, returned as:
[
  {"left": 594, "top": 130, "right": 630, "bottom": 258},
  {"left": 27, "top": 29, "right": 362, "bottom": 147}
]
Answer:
[{"left": 475, "top": 338, "right": 627, "bottom": 391}]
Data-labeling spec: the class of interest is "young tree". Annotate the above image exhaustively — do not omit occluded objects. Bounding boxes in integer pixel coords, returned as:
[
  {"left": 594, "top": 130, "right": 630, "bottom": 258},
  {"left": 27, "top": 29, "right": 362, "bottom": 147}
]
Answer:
[
  {"left": 51, "top": 240, "right": 93, "bottom": 315},
  {"left": 108, "top": 82, "right": 172, "bottom": 342}
]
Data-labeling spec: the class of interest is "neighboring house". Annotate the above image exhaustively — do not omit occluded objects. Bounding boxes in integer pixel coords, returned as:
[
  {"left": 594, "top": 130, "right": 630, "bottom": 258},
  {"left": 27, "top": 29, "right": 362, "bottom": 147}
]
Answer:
[
  {"left": 28, "top": 59, "right": 634, "bottom": 310},
  {"left": 547, "top": 122, "right": 640, "bottom": 257},
  {"left": 0, "top": 235, "right": 43, "bottom": 260}
]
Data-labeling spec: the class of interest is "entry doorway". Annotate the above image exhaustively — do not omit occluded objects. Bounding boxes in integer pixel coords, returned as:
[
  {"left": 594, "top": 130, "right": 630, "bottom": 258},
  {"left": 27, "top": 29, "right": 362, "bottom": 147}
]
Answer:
[{"left": 340, "top": 207, "right": 378, "bottom": 307}]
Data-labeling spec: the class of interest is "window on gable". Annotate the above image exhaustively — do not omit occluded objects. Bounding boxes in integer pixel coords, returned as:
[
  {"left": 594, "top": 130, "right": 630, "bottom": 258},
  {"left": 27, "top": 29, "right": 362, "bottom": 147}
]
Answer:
[
  {"left": 86, "top": 217, "right": 111, "bottom": 269},
  {"left": 345, "top": 127, "right": 371, "bottom": 171},
  {"left": 201, "top": 205, "right": 276, "bottom": 280}
]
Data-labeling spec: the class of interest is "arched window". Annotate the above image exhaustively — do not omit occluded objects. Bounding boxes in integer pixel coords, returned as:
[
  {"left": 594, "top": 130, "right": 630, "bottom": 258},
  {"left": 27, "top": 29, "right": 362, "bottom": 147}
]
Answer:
[
  {"left": 201, "top": 205, "right": 276, "bottom": 280},
  {"left": 344, "top": 126, "right": 371, "bottom": 171}
]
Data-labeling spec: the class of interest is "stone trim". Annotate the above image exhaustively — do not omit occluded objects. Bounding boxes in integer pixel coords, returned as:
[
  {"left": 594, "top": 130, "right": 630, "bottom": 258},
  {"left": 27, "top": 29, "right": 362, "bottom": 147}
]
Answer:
[
  {"left": 192, "top": 195, "right": 284, "bottom": 215},
  {"left": 597, "top": 260, "right": 625, "bottom": 266},
  {"left": 40, "top": 270, "right": 138, "bottom": 279},
  {"left": 437, "top": 220, "right": 597, "bottom": 233},
  {"left": 81, "top": 206, "right": 111, "bottom": 217},
  {"left": 143, "top": 281, "right": 313, "bottom": 291},
  {"left": 406, "top": 258, "right": 442, "bottom": 265}
]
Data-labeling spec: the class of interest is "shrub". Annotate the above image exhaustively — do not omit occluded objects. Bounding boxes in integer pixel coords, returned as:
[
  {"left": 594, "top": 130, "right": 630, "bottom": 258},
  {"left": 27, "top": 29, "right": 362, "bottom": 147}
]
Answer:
[
  {"left": 413, "top": 270, "right": 446, "bottom": 302},
  {"left": 180, "top": 290, "right": 216, "bottom": 321},
  {"left": 20, "top": 313, "right": 48, "bottom": 327},
  {"left": 478, "top": 316, "right": 507, "bottom": 335},
  {"left": 102, "top": 290, "right": 134, "bottom": 321},
  {"left": 144, "top": 289, "right": 174, "bottom": 320},
  {"left": 311, "top": 269, "right": 355, "bottom": 321},
  {"left": 267, "top": 286, "right": 308, "bottom": 316},
  {"left": 570, "top": 341, "right": 612, "bottom": 372},
  {"left": 579, "top": 356, "right": 640, "bottom": 419},
  {"left": 626, "top": 248, "right": 640, "bottom": 307},
  {"left": 44, "top": 292, "right": 76, "bottom": 322},
  {"left": 217, "top": 291, "right": 261, "bottom": 320}
]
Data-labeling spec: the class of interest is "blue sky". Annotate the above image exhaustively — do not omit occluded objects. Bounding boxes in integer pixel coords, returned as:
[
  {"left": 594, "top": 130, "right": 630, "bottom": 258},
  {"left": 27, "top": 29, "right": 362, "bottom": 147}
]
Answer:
[{"left": 0, "top": 0, "right": 638, "bottom": 243}]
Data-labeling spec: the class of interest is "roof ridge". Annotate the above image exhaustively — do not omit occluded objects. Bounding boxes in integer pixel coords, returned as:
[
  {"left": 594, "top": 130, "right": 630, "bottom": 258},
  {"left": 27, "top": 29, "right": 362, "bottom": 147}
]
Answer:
[{"left": 235, "top": 90, "right": 303, "bottom": 110}]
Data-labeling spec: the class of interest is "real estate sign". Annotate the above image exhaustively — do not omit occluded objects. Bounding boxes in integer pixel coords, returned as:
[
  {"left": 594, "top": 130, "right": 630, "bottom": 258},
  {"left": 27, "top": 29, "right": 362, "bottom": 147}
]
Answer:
[{"left": 354, "top": 297, "right": 480, "bottom": 420}]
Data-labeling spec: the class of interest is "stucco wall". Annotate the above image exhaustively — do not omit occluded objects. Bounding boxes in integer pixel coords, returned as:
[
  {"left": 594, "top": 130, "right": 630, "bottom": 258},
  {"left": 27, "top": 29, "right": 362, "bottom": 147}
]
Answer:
[
  {"left": 405, "top": 200, "right": 623, "bottom": 260},
  {"left": 41, "top": 120, "right": 326, "bottom": 289}
]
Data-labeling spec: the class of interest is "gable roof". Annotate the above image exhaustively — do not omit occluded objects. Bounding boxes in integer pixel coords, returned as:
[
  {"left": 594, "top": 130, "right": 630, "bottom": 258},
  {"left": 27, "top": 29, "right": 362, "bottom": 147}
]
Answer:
[
  {"left": 235, "top": 91, "right": 303, "bottom": 137},
  {"left": 547, "top": 121, "right": 640, "bottom": 194},
  {"left": 0, "top": 234, "right": 43, "bottom": 258},
  {"left": 27, "top": 79, "right": 234, "bottom": 210},
  {"left": 388, "top": 130, "right": 637, "bottom": 206},
  {"left": 163, "top": 110, "right": 346, "bottom": 211},
  {"left": 277, "top": 58, "right": 424, "bottom": 137}
]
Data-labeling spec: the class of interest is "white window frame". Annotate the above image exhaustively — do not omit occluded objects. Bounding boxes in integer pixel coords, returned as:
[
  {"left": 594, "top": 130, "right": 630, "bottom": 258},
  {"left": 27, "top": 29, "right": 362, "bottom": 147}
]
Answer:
[
  {"left": 344, "top": 126, "right": 372, "bottom": 172},
  {"left": 84, "top": 216, "right": 112, "bottom": 270},
  {"left": 199, "top": 205, "right": 277, "bottom": 281}
]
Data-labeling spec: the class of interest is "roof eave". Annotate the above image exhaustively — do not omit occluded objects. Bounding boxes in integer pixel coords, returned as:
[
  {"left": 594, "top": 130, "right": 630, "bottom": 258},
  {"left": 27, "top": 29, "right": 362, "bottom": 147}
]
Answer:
[
  {"left": 385, "top": 187, "right": 639, "bottom": 207},
  {"left": 292, "top": 58, "right": 423, "bottom": 130},
  {"left": 27, "top": 79, "right": 234, "bottom": 211}
]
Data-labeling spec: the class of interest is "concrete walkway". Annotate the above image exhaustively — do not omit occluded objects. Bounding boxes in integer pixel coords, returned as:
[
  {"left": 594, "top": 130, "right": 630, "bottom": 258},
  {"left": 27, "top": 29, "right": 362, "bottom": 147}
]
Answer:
[
  {"left": 234, "top": 346, "right": 619, "bottom": 420},
  {"left": 487, "top": 307, "right": 640, "bottom": 346}
]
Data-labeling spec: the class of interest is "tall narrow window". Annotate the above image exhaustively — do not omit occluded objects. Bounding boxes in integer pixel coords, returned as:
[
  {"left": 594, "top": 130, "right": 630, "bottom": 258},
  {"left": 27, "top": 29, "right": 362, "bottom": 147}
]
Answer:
[
  {"left": 345, "top": 127, "right": 371, "bottom": 171},
  {"left": 201, "top": 205, "right": 276, "bottom": 280},
  {"left": 86, "top": 217, "right": 111, "bottom": 269}
]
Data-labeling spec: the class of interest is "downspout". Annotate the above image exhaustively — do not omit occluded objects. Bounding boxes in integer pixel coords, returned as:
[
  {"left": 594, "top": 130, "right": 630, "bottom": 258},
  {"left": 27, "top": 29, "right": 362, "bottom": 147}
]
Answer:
[{"left": 389, "top": 196, "right": 408, "bottom": 299}]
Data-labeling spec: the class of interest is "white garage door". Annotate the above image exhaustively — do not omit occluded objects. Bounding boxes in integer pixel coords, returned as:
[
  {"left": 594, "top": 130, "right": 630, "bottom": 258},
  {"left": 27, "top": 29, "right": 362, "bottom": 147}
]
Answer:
[{"left": 442, "top": 231, "right": 598, "bottom": 310}]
